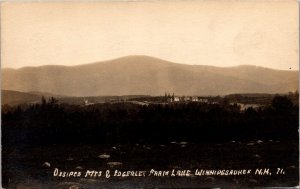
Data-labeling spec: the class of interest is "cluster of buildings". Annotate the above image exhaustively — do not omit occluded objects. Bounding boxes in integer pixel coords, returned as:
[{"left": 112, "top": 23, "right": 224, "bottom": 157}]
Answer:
[{"left": 166, "top": 95, "right": 209, "bottom": 103}]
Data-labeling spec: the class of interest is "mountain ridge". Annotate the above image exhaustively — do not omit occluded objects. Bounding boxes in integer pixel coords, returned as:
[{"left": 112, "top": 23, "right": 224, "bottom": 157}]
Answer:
[
  {"left": 2, "top": 55, "right": 298, "bottom": 96},
  {"left": 2, "top": 55, "right": 296, "bottom": 71}
]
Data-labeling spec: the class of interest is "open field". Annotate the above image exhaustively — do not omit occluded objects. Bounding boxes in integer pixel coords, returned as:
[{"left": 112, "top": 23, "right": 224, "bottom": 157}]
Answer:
[{"left": 2, "top": 140, "right": 299, "bottom": 188}]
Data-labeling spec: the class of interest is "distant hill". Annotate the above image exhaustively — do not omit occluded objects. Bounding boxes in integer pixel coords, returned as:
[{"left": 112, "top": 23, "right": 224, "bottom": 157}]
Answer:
[
  {"left": 2, "top": 90, "right": 42, "bottom": 106},
  {"left": 27, "top": 91, "right": 66, "bottom": 98},
  {"left": 1, "top": 89, "right": 152, "bottom": 106},
  {"left": 2, "top": 55, "right": 298, "bottom": 96}
]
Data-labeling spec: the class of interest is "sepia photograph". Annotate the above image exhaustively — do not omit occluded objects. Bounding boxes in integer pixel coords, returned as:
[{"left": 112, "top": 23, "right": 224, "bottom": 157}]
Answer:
[{"left": 1, "top": 1, "right": 299, "bottom": 188}]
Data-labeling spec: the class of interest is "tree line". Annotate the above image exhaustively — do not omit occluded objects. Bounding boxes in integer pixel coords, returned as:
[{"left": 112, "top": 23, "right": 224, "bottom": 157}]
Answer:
[{"left": 2, "top": 95, "right": 299, "bottom": 147}]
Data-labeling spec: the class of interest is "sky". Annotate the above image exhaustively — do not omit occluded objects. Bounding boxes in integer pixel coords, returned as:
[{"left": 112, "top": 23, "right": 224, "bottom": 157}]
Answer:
[{"left": 1, "top": 0, "right": 299, "bottom": 70}]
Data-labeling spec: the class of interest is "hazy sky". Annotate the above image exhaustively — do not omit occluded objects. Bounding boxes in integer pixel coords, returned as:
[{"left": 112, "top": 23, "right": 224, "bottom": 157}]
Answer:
[{"left": 1, "top": 1, "right": 298, "bottom": 70}]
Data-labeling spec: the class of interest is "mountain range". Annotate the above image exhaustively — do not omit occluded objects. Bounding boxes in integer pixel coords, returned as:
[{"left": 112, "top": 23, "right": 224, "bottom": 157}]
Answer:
[{"left": 2, "top": 55, "right": 298, "bottom": 96}]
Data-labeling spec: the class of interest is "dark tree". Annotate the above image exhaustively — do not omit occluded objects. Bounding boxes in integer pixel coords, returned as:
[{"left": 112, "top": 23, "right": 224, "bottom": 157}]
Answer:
[{"left": 271, "top": 95, "right": 293, "bottom": 113}]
